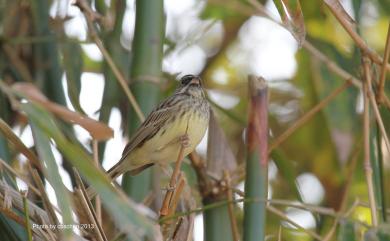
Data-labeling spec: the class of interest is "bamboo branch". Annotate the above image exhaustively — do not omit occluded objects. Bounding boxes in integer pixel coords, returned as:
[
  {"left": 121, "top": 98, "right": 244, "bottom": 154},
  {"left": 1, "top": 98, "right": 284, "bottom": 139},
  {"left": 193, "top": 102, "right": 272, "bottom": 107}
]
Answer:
[
  {"left": 74, "top": 0, "right": 145, "bottom": 122},
  {"left": 302, "top": 41, "right": 361, "bottom": 88},
  {"left": 267, "top": 205, "right": 322, "bottom": 240},
  {"left": 73, "top": 169, "right": 108, "bottom": 241},
  {"left": 269, "top": 81, "right": 351, "bottom": 152},
  {"left": 160, "top": 122, "right": 190, "bottom": 216},
  {"left": 92, "top": 140, "right": 102, "bottom": 224},
  {"left": 377, "top": 23, "right": 390, "bottom": 103},
  {"left": 362, "top": 57, "right": 378, "bottom": 227},
  {"left": 363, "top": 58, "right": 390, "bottom": 156},
  {"left": 323, "top": 2, "right": 390, "bottom": 71}
]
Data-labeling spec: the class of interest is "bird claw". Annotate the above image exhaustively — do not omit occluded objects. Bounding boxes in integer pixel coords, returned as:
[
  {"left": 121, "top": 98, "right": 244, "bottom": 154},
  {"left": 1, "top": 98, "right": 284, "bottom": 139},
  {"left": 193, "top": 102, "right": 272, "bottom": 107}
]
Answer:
[
  {"left": 179, "top": 134, "right": 190, "bottom": 148},
  {"left": 162, "top": 185, "right": 176, "bottom": 191}
]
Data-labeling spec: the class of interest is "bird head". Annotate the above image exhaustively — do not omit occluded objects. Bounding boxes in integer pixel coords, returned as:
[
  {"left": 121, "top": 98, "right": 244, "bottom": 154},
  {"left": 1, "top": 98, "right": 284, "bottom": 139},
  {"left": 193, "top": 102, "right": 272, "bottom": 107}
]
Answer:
[{"left": 177, "top": 74, "right": 205, "bottom": 98}]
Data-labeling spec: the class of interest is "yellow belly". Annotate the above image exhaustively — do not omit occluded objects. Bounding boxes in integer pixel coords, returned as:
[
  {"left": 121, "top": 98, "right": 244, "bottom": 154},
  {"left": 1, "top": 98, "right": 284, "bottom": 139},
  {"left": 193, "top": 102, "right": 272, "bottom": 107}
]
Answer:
[{"left": 128, "top": 111, "right": 208, "bottom": 167}]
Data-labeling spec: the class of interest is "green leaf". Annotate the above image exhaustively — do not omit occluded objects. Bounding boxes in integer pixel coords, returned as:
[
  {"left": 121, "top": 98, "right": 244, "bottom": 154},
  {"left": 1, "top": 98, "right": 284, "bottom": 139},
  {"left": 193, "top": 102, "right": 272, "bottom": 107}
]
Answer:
[
  {"left": 29, "top": 119, "right": 74, "bottom": 239},
  {"left": 61, "top": 42, "right": 84, "bottom": 114}
]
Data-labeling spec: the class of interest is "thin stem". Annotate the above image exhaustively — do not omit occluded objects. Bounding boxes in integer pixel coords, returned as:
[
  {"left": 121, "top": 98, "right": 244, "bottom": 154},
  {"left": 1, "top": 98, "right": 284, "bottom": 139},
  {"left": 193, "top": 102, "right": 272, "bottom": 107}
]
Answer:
[
  {"left": 323, "top": 1, "right": 390, "bottom": 71},
  {"left": 160, "top": 121, "right": 190, "bottom": 216},
  {"left": 73, "top": 169, "right": 108, "bottom": 241},
  {"left": 74, "top": 0, "right": 145, "bottom": 122},
  {"left": 362, "top": 57, "right": 378, "bottom": 227},
  {"left": 302, "top": 41, "right": 361, "bottom": 88},
  {"left": 377, "top": 23, "right": 390, "bottom": 103},
  {"left": 224, "top": 170, "right": 240, "bottom": 241},
  {"left": 92, "top": 140, "right": 102, "bottom": 224},
  {"left": 22, "top": 191, "right": 33, "bottom": 241},
  {"left": 0, "top": 158, "right": 40, "bottom": 196},
  {"left": 269, "top": 81, "right": 351, "bottom": 152},
  {"left": 30, "top": 168, "right": 59, "bottom": 228},
  {"left": 267, "top": 205, "right": 322, "bottom": 240},
  {"left": 363, "top": 59, "right": 390, "bottom": 157}
]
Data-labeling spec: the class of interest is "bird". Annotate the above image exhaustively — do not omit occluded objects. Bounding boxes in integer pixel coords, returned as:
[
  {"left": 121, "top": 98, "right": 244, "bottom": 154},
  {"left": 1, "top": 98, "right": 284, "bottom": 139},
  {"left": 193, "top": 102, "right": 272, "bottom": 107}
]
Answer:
[{"left": 106, "top": 74, "right": 210, "bottom": 180}]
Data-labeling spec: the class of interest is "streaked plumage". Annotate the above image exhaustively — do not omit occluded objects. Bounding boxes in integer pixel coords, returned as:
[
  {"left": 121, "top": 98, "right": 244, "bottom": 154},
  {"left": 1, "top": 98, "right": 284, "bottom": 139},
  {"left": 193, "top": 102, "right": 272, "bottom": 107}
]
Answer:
[{"left": 107, "top": 74, "right": 210, "bottom": 179}]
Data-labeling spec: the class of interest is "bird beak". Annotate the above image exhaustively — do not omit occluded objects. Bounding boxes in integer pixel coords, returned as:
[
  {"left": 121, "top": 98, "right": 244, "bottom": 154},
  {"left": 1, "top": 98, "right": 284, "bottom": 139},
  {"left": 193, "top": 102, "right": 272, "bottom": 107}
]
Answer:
[{"left": 190, "top": 77, "right": 201, "bottom": 85}]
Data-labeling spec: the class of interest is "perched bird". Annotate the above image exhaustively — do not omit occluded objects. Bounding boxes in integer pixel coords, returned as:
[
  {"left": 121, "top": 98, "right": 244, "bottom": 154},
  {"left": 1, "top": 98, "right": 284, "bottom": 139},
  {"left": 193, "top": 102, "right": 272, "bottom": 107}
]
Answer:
[{"left": 107, "top": 74, "right": 210, "bottom": 179}]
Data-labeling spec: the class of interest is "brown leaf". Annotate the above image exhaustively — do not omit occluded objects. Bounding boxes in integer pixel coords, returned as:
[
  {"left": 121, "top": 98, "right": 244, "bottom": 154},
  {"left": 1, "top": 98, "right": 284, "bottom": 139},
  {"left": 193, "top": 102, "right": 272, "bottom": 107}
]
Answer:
[
  {"left": 206, "top": 110, "right": 237, "bottom": 179},
  {"left": 13, "top": 83, "right": 113, "bottom": 141}
]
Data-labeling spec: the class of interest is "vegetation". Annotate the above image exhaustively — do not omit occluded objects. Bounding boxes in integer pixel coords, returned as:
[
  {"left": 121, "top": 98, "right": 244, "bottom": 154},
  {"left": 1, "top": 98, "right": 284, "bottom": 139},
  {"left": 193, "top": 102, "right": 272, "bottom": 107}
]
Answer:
[{"left": 0, "top": 0, "right": 389, "bottom": 240}]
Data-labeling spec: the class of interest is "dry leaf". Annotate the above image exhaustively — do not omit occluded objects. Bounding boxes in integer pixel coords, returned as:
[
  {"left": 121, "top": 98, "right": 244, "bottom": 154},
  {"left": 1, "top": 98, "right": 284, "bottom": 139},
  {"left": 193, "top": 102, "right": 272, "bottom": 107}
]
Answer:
[
  {"left": 207, "top": 111, "right": 237, "bottom": 179},
  {"left": 13, "top": 83, "right": 113, "bottom": 141}
]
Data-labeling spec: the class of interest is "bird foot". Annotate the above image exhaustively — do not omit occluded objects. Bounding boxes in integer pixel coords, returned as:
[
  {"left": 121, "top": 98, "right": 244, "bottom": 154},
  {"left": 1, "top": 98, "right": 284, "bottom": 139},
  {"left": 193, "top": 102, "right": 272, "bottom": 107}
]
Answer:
[
  {"left": 162, "top": 185, "right": 176, "bottom": 192},
  {"left": 179, "top": 134, "right": 190, "bottom": 148}
]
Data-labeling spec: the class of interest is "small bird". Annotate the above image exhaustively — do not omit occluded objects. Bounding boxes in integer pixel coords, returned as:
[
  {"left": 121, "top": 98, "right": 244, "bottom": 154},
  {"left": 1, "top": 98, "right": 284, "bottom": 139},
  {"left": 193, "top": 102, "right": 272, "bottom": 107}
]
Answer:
[{"left": 107, "top": 74, "right": 210, "bottom": 179}]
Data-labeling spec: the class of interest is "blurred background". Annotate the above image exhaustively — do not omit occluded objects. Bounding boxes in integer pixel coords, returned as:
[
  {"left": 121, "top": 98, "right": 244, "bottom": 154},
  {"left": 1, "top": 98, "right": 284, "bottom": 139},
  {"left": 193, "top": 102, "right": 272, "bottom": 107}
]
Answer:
[{"left": 0, "top": 0, "right": 389, "bottom": 240}]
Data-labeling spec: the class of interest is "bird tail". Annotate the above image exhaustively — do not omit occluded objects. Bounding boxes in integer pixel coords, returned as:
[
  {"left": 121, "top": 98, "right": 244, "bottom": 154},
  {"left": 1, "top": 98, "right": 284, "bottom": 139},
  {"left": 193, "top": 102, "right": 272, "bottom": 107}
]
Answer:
[{"left": 85, "top": 161, "right": 154, "bottom": 200}]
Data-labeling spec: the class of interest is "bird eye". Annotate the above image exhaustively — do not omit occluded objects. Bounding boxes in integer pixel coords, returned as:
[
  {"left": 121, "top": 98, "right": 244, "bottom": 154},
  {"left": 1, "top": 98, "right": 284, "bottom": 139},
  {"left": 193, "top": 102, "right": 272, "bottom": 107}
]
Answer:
[{"left": 181, "top": 75, "right": 194, "bottom": 85}]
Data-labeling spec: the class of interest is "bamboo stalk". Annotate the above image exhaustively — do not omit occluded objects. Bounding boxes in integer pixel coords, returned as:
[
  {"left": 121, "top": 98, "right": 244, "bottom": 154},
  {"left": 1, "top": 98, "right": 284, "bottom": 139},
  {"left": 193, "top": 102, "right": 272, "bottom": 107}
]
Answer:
[{"left": 243, "top": 75, "right": 268, "bottom": 241}]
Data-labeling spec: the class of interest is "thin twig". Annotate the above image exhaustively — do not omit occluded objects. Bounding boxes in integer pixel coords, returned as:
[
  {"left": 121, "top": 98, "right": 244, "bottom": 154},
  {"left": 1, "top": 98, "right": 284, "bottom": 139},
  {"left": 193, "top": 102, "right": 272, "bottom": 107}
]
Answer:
[
  {"left": 0, "top": 118, "right": 42, "bottom": 171},
  {"left": 269, "top": 81, "right": 351, "bottom": 152},
  {"left": 73, "top": 169, "right": 108, "bottom": 241},
  {"left": 167, "top": 174, "right": 186, "bottom": 217},
  {"left": 323, "top": 141, "right": 361, "bottom": 241},
  {"left": 302, "top": 42, "right": 361, "bottom": 88},
  {"left": 30, "top": 168, "right": 59, "bottom": 228},
  {"left": 74, "top": 0, "right": 145, "bottom": 122},
  {"left": 363, "top": 58, "right": 390, "bottom": 155},
  {"left": 160, "top": 121, "right": 190, "bottom": 216},
  {"left": 323, "top": 2, "right": 390, "bottom": 71},
  {"left": 377, "top": 23, "right": 390, "bottom": 103},
  {"left": 223, "top": 170, "right": 240, "bottom": 241},
  {"left": 362, "top": 57, "right": 378, "bottom": 227},
  {"left": 267, "top": 205, "right": 322, "bottom": 240},
  {"left": 0, "top": 158, "right": 40, "bottom": 196},
  {"left": 92, "top": 140, "right": 102, "bottom": 224}
]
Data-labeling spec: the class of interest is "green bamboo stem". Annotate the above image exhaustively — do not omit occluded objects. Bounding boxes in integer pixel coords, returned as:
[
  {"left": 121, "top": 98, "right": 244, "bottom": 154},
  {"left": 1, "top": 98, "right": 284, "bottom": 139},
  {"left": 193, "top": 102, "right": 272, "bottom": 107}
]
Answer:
[
  {"left": 122, "top": 0, "right": 165, "bottom": 201},
  {"left": 204, "top": 203, "right": 234, "bottom": 241},
  {"left": 243, "top": 75, "right": 268, "bottom": 241}
]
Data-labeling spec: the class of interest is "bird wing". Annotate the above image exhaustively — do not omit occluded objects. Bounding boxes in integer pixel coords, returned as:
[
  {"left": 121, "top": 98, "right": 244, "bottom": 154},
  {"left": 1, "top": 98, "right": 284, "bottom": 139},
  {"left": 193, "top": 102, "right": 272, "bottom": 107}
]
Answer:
[{"left": 120, "top": 101, "right": 178, "bottom": 160}]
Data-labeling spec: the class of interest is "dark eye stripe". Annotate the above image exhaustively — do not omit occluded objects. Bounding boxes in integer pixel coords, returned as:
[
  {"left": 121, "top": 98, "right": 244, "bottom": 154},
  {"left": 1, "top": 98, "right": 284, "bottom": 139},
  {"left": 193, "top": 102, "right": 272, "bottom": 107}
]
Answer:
[{"left": 181, "top": 75, "right": 195, "bottom": 85}]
